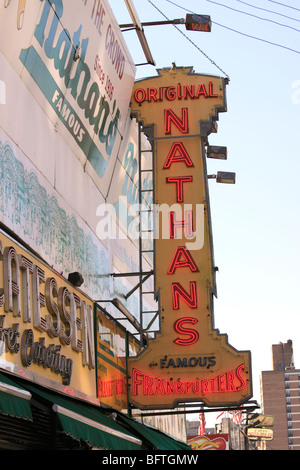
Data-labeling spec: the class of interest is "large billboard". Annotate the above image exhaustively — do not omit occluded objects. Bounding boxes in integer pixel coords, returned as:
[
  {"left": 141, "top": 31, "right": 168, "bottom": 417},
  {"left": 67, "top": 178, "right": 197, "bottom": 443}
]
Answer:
[
  {"left": 0, "top": 0, "right": 135, "bottom": 198},
  {"left": 128, "top": 66, "right": 252, "bottom": 409}
]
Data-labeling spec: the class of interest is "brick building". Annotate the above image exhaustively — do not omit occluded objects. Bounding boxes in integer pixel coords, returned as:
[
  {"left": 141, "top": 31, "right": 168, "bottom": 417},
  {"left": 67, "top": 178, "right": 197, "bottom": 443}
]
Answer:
[{"left": 260, "top": 340, "right": 300, "bottom": 450}]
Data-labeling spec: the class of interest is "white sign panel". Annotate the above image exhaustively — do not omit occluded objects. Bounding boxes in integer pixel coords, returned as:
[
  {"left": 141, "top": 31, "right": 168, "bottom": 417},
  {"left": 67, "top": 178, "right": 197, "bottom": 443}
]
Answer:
[
  {"left": 0, "top": 0, "right": 136, "bottom": 197},
  {"left": 0, "top": 127, "right": 111, "bottom": 303}
]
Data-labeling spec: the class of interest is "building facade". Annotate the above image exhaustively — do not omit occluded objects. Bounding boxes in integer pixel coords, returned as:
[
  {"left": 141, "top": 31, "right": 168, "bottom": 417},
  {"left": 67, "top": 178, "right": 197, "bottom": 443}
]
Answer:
[
  {"left": 260, "top": 340, "right": 300, "bottom": 450},
  {"left": 0, "top": 0, "right": 252, "bottom": 450}
]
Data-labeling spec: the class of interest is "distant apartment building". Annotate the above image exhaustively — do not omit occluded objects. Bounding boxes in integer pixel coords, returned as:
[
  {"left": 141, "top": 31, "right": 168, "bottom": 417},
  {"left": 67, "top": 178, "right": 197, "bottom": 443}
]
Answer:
[{"left": 260, "top": 340, "right": 300, "bottom": 450}]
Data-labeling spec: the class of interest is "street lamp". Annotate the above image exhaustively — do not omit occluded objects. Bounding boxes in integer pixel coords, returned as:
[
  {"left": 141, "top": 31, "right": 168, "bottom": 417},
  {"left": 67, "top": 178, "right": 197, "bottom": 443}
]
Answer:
[
  {"left": 208, "top": 171, "right": 236, "bottom": 184},
  {"left": 120, "top": 1, "right": 211, "bottom": 65},
  {"left": 185, "top": 14, "right": 211, "bottom": 32},
  {"left": 120, "top": 13, "right": 211, "bottom": 32},
  {"left": 207, "top": 146, "right": 227, "bottom": 160}
]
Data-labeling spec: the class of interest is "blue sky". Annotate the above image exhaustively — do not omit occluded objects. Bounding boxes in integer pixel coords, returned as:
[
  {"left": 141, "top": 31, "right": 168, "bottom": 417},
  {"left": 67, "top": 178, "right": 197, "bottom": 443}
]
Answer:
[{"left": 110, "top": 0, "right": 300, "bottom": 423}]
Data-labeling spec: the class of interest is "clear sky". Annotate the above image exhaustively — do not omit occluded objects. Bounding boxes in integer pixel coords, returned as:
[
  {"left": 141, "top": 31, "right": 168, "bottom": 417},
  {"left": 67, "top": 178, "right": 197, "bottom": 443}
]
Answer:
[{"left": 110, "top": 0, "right": 300, "bottom": 426}]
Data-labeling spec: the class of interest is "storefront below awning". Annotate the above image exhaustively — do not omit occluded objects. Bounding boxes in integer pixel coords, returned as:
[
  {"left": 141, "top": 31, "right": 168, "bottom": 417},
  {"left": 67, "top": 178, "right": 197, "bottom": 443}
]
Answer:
[
  {"left": 0, "top": 373, "right": 32, "bottom": 421},
  {"left": 0, "top": 372, "right": 191, "bottom": 450},
  {"left": 22, "top": 383, "right": 143, "bottom": 450}
]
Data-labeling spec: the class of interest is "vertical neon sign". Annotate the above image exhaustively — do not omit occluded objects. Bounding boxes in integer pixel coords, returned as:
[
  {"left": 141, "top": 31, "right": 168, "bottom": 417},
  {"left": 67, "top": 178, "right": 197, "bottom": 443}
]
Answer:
[{"left": 129, "top": 67, "right": 252, "bottom": 409}]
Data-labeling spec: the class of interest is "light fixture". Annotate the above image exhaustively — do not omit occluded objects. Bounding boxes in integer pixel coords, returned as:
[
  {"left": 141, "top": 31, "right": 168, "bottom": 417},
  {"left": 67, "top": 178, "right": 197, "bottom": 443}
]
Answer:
[
  {"left": 119, "top": 3, "right": 211, "bottom": 65},
  {"left": 120, "top": 14, "right": 211, "bottom": 32},
  {"left": 201, "top": 121, "right": 218, "bottom": 137},
  {"left": 185, "top": 14, "right": 211, "bottom": 32},
  {"left": 208, "top": 171, "right": 236, "bottom": 184},
  {"left": 217, "top": 171, "right": 236, "bottom": 184},
  {"left": 68, "top": 272, "right": 84, "bottom": 287},
  {"left": 207, "top": 145, "right": 227, "bottom": 160}
]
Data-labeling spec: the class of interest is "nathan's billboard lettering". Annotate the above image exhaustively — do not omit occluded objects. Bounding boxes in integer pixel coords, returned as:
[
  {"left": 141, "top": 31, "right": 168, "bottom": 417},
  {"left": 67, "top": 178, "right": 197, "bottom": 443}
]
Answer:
[
  {"left": 1, "top": 0, "right": 135, "bottom": 181},
  {"left": 20, "top": 0, "right": 119, "bottom": 177},
  {"left": 128, "top": 67, "right": 252, "bottom": 409}
]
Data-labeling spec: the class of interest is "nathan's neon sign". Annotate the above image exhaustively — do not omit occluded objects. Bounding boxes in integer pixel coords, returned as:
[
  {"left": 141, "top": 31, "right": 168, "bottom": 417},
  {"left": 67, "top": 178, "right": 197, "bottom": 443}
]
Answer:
[
  {"left": 164, "top": 142, "right": 194, "bottom": 168},
  {"left": 132, "top": 364, "right": 247, "bottom": 397},
  {"left": 129, "top": 66, "right": 252, "bottom": 409},
  {"left": 172, "top": 282, "right": 197, "bottom": 310}
]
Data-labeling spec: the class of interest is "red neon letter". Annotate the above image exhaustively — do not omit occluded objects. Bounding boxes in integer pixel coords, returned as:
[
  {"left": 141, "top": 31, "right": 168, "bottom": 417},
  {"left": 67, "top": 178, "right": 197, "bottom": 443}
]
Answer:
[
  {"left": 201, "top": 380, "right": 209, "bottom": 396},
  {"left": 165, "top": 380, "right": 175, "bottom": 395},
  {"left": 144, "top": 373, "right": 154, "bottom": 395},
  {"left": 218, "top": 373, "right": 227, "bottom": 392},
  {"left": 183, "top": 85, "right": 195, "bottom": 100},
  {"left": 163, "top": 142, "right": 194, "bottom": 169},
  {"left": 154, "top": 378, "right": 166, "bottom": 395},
  {"left": 169, "top": 210, "right": 193, "bottom": 239},
  {"left": 134, "top": 88, "right": 146, "bottom": 103},
  {"left": 132, "top": 368, "right": 143, "bottom": 395},
  {"left": 172, "top": 281, "right": 197, "bottom": 309},
  {"left": 196, "top": 83, "right": 208, "bottom": 98},
  {"left": 226, "top": 371, "right": 236, "bottom": 391},
  {"left": 174, "top": 317, "right": 199, "bottom": 346},
  {"left": 209, "top": 81, "right": 218, "bottom": 97},
  {"left": 236, "top": 364, "right": 246, "bottom": 391},
  {"left": 147, "top": 87, "right": 158, "bottom": 102},
  {"left": 164, "top": 108, "right": 188, "bottom": 134},
  {"left": 166, "top": 86, "right": 176, "bottom": 101},
  {"left": 166, "top": 176, "right": 193, "bottom": 202},
  {"left": 168, "top": 246, "right": 199, "bottom": 274}
]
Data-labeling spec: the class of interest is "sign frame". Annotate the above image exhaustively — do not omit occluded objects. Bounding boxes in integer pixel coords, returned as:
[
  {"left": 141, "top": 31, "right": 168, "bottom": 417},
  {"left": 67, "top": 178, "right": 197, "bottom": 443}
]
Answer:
[{"left": 128, "top": 66, "right": 252, "bottom": 410}]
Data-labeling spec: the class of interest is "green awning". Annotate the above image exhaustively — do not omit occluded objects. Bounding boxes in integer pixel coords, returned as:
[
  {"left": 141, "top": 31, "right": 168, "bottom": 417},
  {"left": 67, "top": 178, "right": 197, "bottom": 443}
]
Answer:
[
  {"left": 24, "top": 384, "right": 142, "bottom": 450},
  {"left": 0, "top": 373, "right": 32, "bottom": 421},
  {"left": 116, "top": 413, "right": 191, "bottom": 450}
]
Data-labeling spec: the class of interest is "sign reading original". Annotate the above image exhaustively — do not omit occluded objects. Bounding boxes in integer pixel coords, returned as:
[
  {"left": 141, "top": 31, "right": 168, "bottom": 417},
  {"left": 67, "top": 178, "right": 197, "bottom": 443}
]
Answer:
[{"left": 0, "top": 232, "right": 95, "bottom": 396}]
